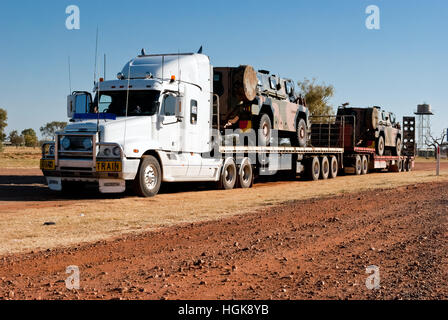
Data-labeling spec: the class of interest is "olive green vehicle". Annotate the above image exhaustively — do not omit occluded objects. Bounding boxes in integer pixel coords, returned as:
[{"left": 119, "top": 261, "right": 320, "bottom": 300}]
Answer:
[
  {"left": 336, "top": 105, "right": 402, "bottom": 156},
  {"left": 213, "top": 66, "right": 310, "bottom": 147}
]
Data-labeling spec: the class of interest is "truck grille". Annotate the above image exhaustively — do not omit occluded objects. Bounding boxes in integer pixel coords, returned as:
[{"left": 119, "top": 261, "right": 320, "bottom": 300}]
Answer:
[{"left": 58, "top": 134, "right": 95, "bottom": 159}]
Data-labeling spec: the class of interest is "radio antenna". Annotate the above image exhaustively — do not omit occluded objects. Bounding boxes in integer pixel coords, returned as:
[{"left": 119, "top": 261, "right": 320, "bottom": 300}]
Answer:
[
  {"left": 93, "top": 26, "right": 99, "bottom": 85},
  {"left": 68, "top": 56, "right": 72, "bottom": 94},
  {"left": 103, "top": 54, "right": 107, "bottom": 80}
]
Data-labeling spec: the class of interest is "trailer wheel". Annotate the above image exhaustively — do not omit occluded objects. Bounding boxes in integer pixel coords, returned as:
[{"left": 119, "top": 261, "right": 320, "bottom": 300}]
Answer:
[
  {"left": 308, "top": 157, "right": 320, "bottom": 181},
  {"left": 355, "top": 155, "right": 362, "bottom": 175},
  {"left": 376, "top": 135, "right": 385, "bottom": 156},
  {"left": 219, "top": 158, "right": 237, "bottom": 190},
  {"left": 258, "top": 114, "right": 272, "bottom": 146},
  {"left": 237, "top": 157, "right": 253, "bottom": 188},
  {"left": 398, "top": 159, "right": 403, "bottom": 172},
  {"left": 405, "top": 159, "right": 412, "bottom": 172},
  {"left": 330, "top": 156, "right": 338, "bottom": 179},
  {"left": 320, "top": 157, "right": 330, "bottom": 180},
  {"left": 361, "top": 155, "right": 368, "bottom": 175},
  {"left": 134, "top": 156, "right": 162, "bottom": 197}
]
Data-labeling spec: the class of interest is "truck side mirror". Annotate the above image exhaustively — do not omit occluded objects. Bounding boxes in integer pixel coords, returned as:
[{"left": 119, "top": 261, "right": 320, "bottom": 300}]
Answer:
[{"left": 67, "top": 92, "right": 92, "bottom": 119}]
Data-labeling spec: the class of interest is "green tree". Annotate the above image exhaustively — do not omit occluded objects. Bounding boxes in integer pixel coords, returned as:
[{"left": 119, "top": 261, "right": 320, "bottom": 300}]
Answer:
[
  {"left": 40, "top": 121, "right": 67, "bottom": 141},
  {"left": 21, "top": 128, "right": 38, "bottom": 147},
  {"left": 0, "top": 108, "right": 7, "bottom": 151},
  {"left": 297, "top": 78, "right": 335, "bottom": 118},
  {"left": 8, "top": 130, "right": 24, "bottom": 147}
]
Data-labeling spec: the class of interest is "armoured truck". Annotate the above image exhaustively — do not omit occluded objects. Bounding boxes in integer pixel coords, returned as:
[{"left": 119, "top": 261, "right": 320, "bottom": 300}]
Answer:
[{"left": 40, "top": 50, "right": 415, "bottom": 197}]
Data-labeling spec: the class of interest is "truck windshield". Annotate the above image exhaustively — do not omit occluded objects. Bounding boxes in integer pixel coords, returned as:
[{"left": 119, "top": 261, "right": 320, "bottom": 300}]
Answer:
[{"left": 92, "top": 90, "right": 160, "bottom": 116}]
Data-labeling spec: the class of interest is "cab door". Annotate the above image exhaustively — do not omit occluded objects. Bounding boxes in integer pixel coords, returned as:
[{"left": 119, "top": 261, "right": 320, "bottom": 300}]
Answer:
[{"left": 158, "top": 94, "right": 180, "bottom": 151}]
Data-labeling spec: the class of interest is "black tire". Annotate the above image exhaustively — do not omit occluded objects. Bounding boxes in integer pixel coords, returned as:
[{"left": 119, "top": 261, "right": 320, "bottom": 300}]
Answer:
[
  {"left": 237, "top": 158, "right": 253, "bottom": 188},
  {"left": 134, "top": 156, "right": 162, "bottom": 197},
  {"left": 361, "top": 155, "right": 368, "bottom": 175},
  {"left": 308, "top": 157, "right": 320, "bottom": 181},
  {"left": 294, "top": 118, "right": 307, "bottom": 147},
  {"left": 355, "top": 155, "right": 362, "bottom": 175},
  {"left": 376, "top": 135, "right": 385, "bottom": 156},
  {"left": 406, "top": 159, "right": 412, "bottom": 172},
  {"left": 330, "top": 156, "right": 338, "bottom": 179},
  {"left": 219, "top": 158, "right": 237, "bottom": 190},
  {"left": 398, "top": 159, "right": 403, "bottom": 172},
  {"left": 395, "top": 137, "right": 402, "bottom": 156},
  {"left": 320, "top": 156, "right": 329, "bottom": 180},
  {"left": 258, "top": 114, "right": 272, "bottom": 146}
]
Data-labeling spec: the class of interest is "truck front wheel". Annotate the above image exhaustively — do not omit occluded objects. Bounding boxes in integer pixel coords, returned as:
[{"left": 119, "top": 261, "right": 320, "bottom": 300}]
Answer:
[{"left": 134, "top": 156, "right": 162, "bottom": 197}]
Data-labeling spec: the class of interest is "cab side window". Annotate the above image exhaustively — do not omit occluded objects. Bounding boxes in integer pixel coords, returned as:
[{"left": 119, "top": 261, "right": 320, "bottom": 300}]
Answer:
[
  {"left": 161, "top": 95, "right": 176, "bottom": 116},
  {"left": 190, "top": 100, "right": 198, "bottom": 125}
]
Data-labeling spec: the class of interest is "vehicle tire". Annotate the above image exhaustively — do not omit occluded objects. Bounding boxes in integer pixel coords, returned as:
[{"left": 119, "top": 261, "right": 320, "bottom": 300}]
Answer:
[
  {"left": 320, "top": 156, "right": 330, "bottom": 180},
  {"left": 355, "top": 155, "right": 362, "bottom": 175},
  {"left": 134, "top": 156, "right": 162, "bottom": 197},
  {"left": 258, "top": 114, "right": 272, "bottom": 146},
  {"left": 295, "top": 118, "right": 307, "bottom": 147},
  {"left": 395, "top": 137, "right": 402, "bottom": 156},
  {"left": 361, "top": 155, "right": 368, "bottom": 175},
  {"left": 308, "top": 156, "right": 320, "bottom": 181},
  {"left": 406, "top": 159, "right": 412, "bottom": 172},
  {"left": 237, "top": 157, "right": 253, "bottom": 188},
  {"left": 376, "top": 135, "right": 385, "bottom": 156},
  {"left": 330, "top": 156, "right": 338, "bottom": 179},
  {"left": 398, "top": 159, "right": 403, "bottom": 172},
  {"left": 219, "top": 158, "right": 237, "bottom": 190}
]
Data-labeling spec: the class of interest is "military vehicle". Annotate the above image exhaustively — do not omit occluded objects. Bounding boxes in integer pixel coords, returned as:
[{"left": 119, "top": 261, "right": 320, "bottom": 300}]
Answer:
[
  {"left": 336, "top": 105, "right": 402, "bottom": 156},
  {"left": 213, "top": 66, "right": 309, "bottom": 147}
]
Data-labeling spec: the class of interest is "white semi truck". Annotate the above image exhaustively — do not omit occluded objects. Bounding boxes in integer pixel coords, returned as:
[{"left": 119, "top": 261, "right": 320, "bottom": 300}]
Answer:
[{"left": 40, "top": 51, "right": 414, "bottom": 197}]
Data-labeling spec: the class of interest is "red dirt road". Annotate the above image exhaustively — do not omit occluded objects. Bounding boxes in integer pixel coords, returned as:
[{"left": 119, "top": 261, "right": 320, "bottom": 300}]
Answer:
[{"left": 0, "top": 180, "right": 447, "bottom": 300}]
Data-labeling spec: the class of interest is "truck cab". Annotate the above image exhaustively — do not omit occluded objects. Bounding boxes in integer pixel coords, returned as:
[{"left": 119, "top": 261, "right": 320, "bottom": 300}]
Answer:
[{"left": 41, "top": 52, "right": 222, "bottom": 196}]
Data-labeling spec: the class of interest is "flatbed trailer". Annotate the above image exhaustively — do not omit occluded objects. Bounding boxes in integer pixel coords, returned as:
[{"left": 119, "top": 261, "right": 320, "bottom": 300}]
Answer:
[{"left": 214, "top": 115, "right": 416, "bottom": 186}]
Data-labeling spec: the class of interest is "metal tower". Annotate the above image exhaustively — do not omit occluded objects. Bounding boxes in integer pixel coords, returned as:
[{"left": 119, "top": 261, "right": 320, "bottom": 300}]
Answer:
[{"left": 414, "top": 104, "right": 433, "bottom": 152}]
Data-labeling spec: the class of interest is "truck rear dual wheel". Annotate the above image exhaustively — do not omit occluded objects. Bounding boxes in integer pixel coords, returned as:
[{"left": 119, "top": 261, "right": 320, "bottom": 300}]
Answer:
[
  {"left": 134, "top": 156, "right": 162, "bottom": 197},
  {"left": 219, "top": 158, "right": 238, "bottom": 190},
  {"left": 236, "top": 158, "right": 254, "bottom": 189}
]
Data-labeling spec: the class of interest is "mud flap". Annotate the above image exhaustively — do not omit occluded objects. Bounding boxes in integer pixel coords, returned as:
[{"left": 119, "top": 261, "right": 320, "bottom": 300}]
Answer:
[
  {"left": 99, "top": 179, "right": 126, "bottom": 194},
  {"left": 46, "top": 177, "right": 62, "bottom": 191}
]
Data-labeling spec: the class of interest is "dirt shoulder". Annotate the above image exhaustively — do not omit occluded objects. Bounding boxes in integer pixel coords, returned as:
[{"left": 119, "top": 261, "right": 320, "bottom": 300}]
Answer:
[
  {"left": 0, "top": 163, "right": 447, "bottom": 256},
  {"left": 0, "top": 180, "right": 446, "bottom": 300}
]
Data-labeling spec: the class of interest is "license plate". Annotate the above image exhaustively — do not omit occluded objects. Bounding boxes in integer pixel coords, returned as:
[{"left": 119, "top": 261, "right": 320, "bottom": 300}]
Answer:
[
  {"left": 40, "top": 159, "right": 55, "bottom": 170},
  {"left": 96, "top": 161, "right": 122, "bottom": 172}
]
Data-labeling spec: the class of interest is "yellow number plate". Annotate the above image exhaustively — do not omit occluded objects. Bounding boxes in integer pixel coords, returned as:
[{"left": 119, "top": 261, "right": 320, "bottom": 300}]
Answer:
[
  {"left": 96, "top": 161, "right": 122, "bottom": 172},
  {"left": 40, "top": 159, "right": 55, "bottom": 170}
]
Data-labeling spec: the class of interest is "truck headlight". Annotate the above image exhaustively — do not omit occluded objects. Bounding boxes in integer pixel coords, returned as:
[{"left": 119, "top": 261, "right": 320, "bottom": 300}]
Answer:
[
  {"left": 61, "top": 137, "right": 71, "bottom": 150},
  {"left": 82, "top": 138, "right": 93, "bottom": 150},
  {"left": 113, "top": 146, "right": 121, "bottom": 157},
  {"left": 103, "top": 147, "right": 111, "bottom": 156}
]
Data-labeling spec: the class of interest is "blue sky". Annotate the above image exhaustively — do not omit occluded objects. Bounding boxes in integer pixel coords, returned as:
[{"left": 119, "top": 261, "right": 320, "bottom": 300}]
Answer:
[{"left": 0, "top": 0, "right": 446, "bottom": 139}]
